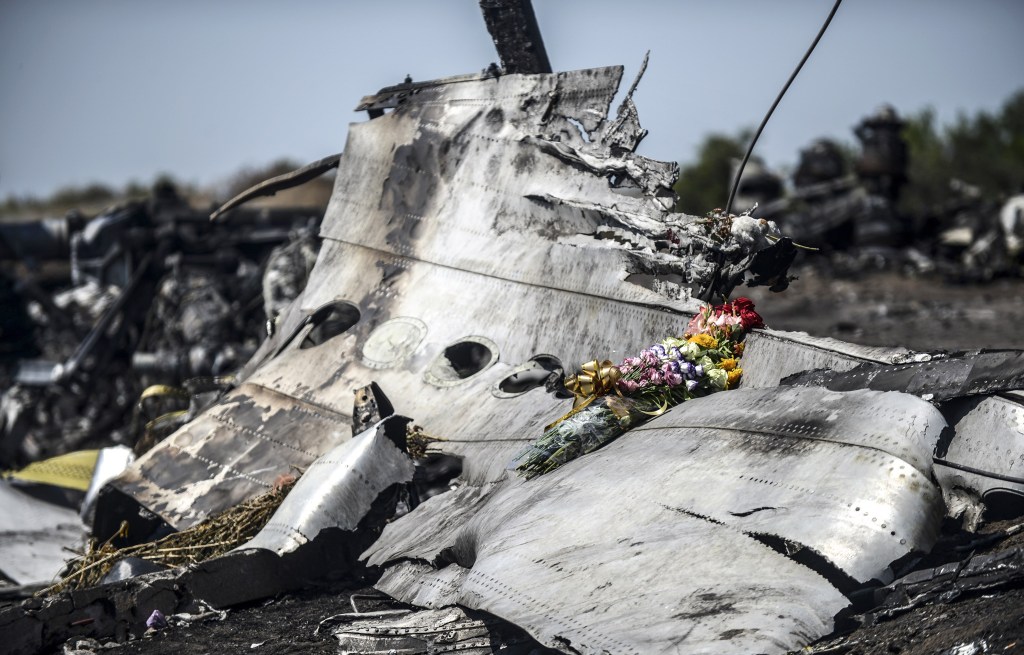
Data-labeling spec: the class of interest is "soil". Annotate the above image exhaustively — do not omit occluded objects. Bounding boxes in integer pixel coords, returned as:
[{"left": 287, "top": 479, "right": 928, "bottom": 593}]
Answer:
[
  {"left": 744, "top": 266, "right": 1024, "bottom": 352},
  {"left": 54, "top": 267, "right": 1024, "bottom": 655}
]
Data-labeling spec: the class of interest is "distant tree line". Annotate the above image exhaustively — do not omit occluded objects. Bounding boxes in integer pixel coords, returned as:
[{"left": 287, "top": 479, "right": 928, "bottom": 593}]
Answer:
[
  {"left": 673, "top": 89, "right": 1024, "bottom": 218},
  {"left": 0, "top": 158, "right": 332, "bottom": 222}
]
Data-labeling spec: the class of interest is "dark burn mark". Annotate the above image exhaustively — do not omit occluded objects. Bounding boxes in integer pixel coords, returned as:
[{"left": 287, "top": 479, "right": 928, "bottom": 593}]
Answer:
[
  {"left": 659, "top": 504, "right": 724, "bottom": 525},
  {"left": 673, "top": 600, "right": 739, "bottom": 621},
  {"left": 512, "top": 148, "right": 536, "bottom": 174},
  {"left": 729, "top": 506, "right": 778, "bottom": 518},
  {"left": 382, "top": 141, "right": 438, "bottom": 219},
  {"left": 749, "top": 533, "right": 861, "bottom": 596},
  {"left": 485, "top": 107, "right": 504, "bottom": 131}
]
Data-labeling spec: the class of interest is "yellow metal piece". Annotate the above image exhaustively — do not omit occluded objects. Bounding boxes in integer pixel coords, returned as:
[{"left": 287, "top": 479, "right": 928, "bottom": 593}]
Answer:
[
  {"left": 145, "top": 410, "right": 189, "bottom": 435},
  {"left": 3, "top": 449, "right": 99, "bottom": 491},
  {"left": 139, "top": 385, "right": 190, "bottom": 402}
]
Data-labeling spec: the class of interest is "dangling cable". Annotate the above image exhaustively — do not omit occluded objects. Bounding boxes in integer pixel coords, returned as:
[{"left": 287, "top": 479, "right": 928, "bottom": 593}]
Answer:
[{"left": 725, "top": 0, "right": 843, "bottom": 215}]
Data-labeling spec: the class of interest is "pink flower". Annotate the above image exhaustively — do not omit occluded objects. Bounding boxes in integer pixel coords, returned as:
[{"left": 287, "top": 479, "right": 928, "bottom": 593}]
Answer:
[
  {"left": 618, "top": 379, "right": 639, "bottom": 393},
  {"left": 685, "top": 314, "right": 703, "bottom": 336}
]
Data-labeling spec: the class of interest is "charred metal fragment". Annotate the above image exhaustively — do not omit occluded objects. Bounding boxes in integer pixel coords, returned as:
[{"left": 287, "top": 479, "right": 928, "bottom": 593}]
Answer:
[
  {"left": 859, "top": 544, "right": 1024, "bottom": 624},
  {"left": 242, "top": 415, "right": 413, "bottom": 555},
  {"left": 934, "top": 391, "right": 1024, "bottom": 529},
  {"left": 779, "top": 349, "right": 1024, "bottom": 402},
  {"left": 328, "top": 606, "right": 554, "bottom": 654},
  {"left": 478, "top": 0, "right": 552, "bottom": 75},
  {"left": 209, "top": 153, "right": 341, "bottom": 221},
  {"left": 351, "top": 382, "right": 395, "bottom": 434},
  {"left": 735, "top": 328, "right": 910, "bottom": 389}
]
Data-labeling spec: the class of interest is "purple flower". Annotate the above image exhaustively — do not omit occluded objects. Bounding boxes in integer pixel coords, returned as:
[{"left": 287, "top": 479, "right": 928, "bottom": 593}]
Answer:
[
  {"left": 651, "top": 344, "right": 667, "bottom": 358},
  {"left": 693, "top": 365, "right": 704, "bottom": 378},
  {"left": 668, "top": 346, "right": 683, "bottom": 361},
  {"left": 686, "top": 379, "right": 699, "bottom": 392},
  {"left": 641, "top": 349, "right": 660, "bottom": 366},
  {"left": 661, "top": 361, "right": 681, "bottom": 375},
  {"left": 648, "top": 370, "right": 664, "bottom": 385},
  {"left": 664, "top": 371, "right": 684, "bottom": 386},
  {"left": 146, "top": 609, "right": 167, "bottom": 630}
]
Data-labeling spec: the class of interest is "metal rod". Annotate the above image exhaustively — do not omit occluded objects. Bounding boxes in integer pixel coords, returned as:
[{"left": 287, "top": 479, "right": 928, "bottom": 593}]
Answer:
[{"left": 725, "top": 0, "right": 843, "bottom": 215}]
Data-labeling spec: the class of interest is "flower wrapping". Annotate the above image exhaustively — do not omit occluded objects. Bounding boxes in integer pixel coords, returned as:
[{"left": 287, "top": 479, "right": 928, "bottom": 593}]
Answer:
[{"left": 512, "top": 395, "right": 648, "bottom": 480}]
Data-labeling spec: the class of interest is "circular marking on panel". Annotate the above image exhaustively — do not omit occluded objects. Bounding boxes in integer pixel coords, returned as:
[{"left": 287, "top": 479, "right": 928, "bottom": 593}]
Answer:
[{"left": 361, "top": 317, "right": 428, "bottom": 369}]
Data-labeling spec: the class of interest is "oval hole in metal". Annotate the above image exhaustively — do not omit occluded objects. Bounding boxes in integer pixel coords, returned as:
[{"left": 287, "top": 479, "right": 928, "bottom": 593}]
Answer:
[
  {"left": 424, "top": 336, "right": 498, "bottom": 387},
  {"left": 444, "top": 341, "right": 493, "bottom": 378},
  {"left": 299, "top": 301, "right": 361, "bottom": 349},
  {"left": 495, "top": 355, "right": 564, "bottom": 397}
]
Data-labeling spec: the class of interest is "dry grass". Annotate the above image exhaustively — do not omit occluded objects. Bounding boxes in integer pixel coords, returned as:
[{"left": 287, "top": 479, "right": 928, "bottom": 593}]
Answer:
[{"left": 42, "top": 478, "right": 296, "bottom": 596}]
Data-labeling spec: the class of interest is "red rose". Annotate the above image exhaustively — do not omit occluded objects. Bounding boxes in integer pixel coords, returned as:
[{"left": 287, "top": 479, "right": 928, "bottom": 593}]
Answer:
[
  {"left": 732, "top": 297, "right": 755, "bottom": 312},
  {"left": 733, "top": 297, "right": 765, "bottom": 330}
]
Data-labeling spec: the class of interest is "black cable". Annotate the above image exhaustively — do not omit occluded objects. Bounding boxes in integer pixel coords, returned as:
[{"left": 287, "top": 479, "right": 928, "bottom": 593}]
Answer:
[{"left": 725, "top": 0, "right": 843, "bottom": 215}]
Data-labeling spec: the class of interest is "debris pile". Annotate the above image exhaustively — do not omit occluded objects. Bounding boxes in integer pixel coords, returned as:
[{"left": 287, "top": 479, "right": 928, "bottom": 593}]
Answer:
[
  {"left": 738, "top": 105, "right": 1024, "bottom": 283},
  {"left": 0, "top": 188, "right": 322, "bottom": 468}
]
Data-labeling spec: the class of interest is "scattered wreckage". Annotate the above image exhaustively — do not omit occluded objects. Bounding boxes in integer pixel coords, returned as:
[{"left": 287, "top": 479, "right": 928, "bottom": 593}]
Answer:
[
  {"left": 3, "top": 6, "right": 1024, "bottom": 655},
  {"left": 736, "top": 106, "right": 1024, "bottom": 282}
]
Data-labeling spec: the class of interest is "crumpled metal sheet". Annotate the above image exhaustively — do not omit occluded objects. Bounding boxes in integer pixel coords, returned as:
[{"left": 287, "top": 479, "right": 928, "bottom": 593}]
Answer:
[
  {"left": 864, "top": 544, "right": 1024, "bottom": 622},
  {"left": 739, "top": 328, "right": 910, "bottom": 389},
  {"left": 109, "top": 382, "right": 351, "bottom": 530},
  {"left": 935, "top": 391, "right": 1024, "bottom": 526},
  {"left": 0, "top": 481, "right": 84, "bottom": 585},
  {"left": 364, "top": 386, "right": 946, "bottom": 654},
  {"left": 105, "top": 66, "right": 790, "bottom": 531},
  {"left": 242, "top": 416, "right": 414, "bottom": 555},
  {"left": 328, "top": 606, "right": 546, "bottom": 655},
  {"left": 779, "top": 350, "right": 1024, "bottom": 402}
]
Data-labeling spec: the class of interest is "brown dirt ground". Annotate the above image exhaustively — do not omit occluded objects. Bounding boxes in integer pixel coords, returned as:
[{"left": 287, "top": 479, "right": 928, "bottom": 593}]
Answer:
[{"left": 745, "top": 266, "right": 1024, "bottom": 352}]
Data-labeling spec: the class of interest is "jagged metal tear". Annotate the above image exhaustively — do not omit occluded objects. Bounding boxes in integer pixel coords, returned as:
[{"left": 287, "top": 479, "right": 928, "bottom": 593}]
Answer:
[{"left": 364, "top": 386, "right": 946, "bottom": 655}]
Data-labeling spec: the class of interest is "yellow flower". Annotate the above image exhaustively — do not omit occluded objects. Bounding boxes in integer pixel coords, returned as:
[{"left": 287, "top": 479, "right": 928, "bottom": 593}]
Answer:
[
  {"left": 727, "top": 368, "right": 743, "bottom": 389},
  {"left": 734, "top": 342, "right": 745, "bottom": 356},
  {"left": 687, "top": 334, "right": 718, "bottom": 349},
  {"left": 719, "top": 358, "right": 738, "bottom": 371}
]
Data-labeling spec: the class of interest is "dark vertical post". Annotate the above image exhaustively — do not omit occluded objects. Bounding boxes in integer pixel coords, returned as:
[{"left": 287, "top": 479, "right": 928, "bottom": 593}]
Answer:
[{"left": 479, "top": 0, "right": 552, "bottom": 74}]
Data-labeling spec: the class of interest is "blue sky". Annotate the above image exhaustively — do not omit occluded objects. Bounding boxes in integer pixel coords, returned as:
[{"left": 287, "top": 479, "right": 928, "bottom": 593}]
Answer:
[{"left": 2, "top": 0, "right": 1023, "bottom": 198}]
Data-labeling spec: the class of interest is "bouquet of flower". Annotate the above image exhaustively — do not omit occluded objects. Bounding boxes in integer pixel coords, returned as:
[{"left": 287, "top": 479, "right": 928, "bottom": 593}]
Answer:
[{"left": 512, "top": 297, "right": 764, "bottom": 479}]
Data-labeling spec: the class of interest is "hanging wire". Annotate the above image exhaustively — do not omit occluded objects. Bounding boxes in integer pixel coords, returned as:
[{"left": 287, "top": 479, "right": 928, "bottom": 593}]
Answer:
[{"left": 725, "top": 0, "right": 844, "bottom": 215}]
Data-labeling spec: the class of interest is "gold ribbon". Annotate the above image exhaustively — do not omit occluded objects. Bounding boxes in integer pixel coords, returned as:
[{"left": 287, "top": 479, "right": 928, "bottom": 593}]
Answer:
[
  {"left": 565, "top": 359, "right": 621, "bottom": 408},
  {"left": 546, "top": 360, "right": 622, "bottom": 430}
]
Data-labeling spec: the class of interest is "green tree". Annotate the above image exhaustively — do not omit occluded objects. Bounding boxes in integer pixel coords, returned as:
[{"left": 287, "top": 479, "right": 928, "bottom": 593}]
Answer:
[
  {"left": 673, "top": 130, "right": 751, "bottom": 216},
  {"left": 901, "top": 90, "right": 1024, "bottom": 216}
]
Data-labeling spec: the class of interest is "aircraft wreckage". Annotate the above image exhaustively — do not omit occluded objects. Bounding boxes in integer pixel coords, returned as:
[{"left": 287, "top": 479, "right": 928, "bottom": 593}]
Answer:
[{"left": 4, "top": 9, "right": 1024, "bottom": 655}]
